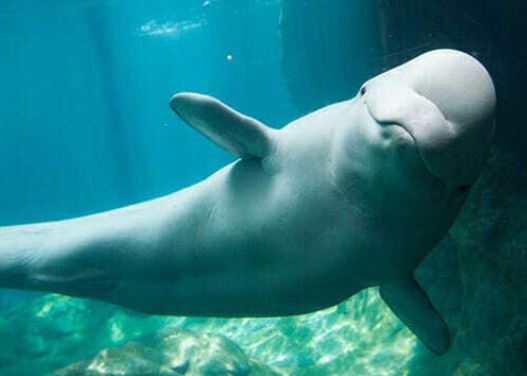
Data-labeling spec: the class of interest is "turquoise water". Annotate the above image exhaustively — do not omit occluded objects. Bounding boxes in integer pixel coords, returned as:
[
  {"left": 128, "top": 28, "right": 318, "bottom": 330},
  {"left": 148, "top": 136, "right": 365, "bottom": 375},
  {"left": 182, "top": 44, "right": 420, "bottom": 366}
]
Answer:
[
  {"left": 0, "top": 0, "right": 294, "bottom": 223},
  {"left": 1, "top": 1, "right": 527, "bottom": 375}
]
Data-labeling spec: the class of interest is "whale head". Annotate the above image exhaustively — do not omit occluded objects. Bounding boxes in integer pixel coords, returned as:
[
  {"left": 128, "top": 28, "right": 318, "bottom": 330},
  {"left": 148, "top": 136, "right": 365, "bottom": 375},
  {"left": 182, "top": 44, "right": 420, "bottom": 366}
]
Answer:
[
  {"left": 328, "top": 49, "right": 496, "bottom": 264},
  {"left": 360, "top": 49, "right": 496, "bottom": 191}
]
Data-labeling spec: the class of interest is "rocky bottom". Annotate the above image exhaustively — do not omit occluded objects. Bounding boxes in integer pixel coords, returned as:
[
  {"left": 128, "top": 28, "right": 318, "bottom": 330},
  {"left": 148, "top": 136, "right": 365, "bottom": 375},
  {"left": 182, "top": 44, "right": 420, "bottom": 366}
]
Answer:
[{"left": 0, "top": 148, "right": 525, "bottom": 375}]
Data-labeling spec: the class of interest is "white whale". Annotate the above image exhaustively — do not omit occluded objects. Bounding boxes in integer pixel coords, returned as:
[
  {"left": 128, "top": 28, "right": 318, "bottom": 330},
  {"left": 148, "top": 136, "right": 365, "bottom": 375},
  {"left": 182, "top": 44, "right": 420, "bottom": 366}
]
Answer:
[{"left": 0, "top": 49, "right": 495, "bottom": 354}]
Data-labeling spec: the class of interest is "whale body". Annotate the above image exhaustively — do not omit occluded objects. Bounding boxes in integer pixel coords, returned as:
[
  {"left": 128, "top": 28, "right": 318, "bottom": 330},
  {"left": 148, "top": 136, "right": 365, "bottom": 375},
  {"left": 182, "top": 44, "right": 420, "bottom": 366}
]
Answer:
[{"left": 0, "top": 50, "right": 496, "bottom": 354}]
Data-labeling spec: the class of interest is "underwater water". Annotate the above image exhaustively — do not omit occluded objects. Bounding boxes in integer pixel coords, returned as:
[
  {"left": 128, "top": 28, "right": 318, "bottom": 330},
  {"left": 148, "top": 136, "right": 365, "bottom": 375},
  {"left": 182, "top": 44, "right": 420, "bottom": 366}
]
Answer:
[{"left": 1, "top": 0, "right": 527, "bottom": 375}]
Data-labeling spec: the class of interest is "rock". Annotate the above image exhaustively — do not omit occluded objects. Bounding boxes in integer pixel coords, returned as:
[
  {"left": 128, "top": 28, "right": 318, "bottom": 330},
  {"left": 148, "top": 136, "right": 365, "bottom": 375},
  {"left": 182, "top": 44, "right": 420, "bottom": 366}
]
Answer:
[{"left": 53, "top": 329, "right": 278, "bottom": 376}]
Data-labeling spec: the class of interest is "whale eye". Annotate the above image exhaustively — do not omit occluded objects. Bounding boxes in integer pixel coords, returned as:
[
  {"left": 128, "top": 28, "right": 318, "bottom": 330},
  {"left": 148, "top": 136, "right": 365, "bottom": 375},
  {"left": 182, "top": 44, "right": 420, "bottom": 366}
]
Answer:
[
  {"left": 458, "top": 184, "right": 470, "bottom": 194},
  {"left": 360, "top": 86, "right": 367, "bottom": 96}
]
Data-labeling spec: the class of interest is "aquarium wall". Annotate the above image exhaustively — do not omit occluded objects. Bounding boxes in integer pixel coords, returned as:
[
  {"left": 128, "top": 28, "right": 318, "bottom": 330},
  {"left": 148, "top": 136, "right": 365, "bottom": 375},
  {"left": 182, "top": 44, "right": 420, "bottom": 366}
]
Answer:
[{"left": 1, "top": 0, "right": 526, "bottom": 375}]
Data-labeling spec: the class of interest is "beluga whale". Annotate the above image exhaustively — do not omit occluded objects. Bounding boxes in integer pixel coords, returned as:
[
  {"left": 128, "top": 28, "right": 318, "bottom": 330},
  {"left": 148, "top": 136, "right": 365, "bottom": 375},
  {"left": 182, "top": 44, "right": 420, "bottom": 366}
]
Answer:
[{"left": 0, "top": 49, "right": 495, "bottom": 354}]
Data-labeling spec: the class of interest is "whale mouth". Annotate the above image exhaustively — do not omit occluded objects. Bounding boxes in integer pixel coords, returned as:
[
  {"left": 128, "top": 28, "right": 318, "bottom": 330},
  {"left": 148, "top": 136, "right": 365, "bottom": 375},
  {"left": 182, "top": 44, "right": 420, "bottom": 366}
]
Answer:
[
  {"left": 367, "top": 107, "right": 422, "bottom": 153},
  {"left": 366, "top": 104, "right": 415, "bottom": 141},
  {"left": 363, "top": 97, "right": 450, "bottom": 186}
]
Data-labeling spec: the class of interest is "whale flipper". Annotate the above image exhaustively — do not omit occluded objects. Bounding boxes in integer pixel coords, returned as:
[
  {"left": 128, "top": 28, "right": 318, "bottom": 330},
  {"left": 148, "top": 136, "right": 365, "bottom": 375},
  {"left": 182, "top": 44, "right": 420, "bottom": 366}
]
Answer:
[
  {"left": 380, "top": 276, "right": 451, "bottom": 355},
  {"left": 170, "top": 92, "right": 275, "bottom": 159}
]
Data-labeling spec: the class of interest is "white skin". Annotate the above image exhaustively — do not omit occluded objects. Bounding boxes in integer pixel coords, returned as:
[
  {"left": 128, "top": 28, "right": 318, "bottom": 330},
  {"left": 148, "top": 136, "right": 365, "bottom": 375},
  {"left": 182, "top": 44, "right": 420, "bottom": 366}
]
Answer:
[{"left": 0, "top": 49, "right": 495, "bottom": 354}]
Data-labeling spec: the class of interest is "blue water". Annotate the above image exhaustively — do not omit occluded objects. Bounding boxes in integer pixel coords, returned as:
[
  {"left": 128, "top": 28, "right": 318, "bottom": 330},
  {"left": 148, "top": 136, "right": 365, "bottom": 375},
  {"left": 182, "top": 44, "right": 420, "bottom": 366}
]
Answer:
[{"left": 0, "top": 0, "right": 296, "bottom": 226}]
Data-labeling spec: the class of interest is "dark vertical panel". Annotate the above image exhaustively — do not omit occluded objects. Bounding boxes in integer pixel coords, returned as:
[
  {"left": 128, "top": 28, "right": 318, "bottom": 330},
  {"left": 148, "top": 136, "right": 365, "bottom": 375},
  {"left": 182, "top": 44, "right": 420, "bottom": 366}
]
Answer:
[{"left": 280, "top": 0, "right": 383, "bottom": 115}]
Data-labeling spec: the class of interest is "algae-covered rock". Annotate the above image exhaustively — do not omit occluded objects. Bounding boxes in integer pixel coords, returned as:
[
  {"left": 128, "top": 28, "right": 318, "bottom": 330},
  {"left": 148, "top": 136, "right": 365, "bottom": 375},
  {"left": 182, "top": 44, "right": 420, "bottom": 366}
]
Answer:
[
  {"left": 0, "top": 295, "right": 279, "bottom": 375},
  {"left": 0, "top": 295, "right": 281, "bottom": 375},
  {"left": 0, "top": 296, "right": 168, "bottom": 375},
  {"left": 0, "top": 287, "right": 415, "bottom": 375},
  {"left": 53, "top": 329, "right": 278, "bottom": 376}
]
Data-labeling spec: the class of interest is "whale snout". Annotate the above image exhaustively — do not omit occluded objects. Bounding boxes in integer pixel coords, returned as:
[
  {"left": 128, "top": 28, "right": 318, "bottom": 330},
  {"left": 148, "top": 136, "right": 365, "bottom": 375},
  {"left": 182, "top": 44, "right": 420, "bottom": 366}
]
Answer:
[{"left": 364, "top": 49, "right": 496, "bottom": 188}]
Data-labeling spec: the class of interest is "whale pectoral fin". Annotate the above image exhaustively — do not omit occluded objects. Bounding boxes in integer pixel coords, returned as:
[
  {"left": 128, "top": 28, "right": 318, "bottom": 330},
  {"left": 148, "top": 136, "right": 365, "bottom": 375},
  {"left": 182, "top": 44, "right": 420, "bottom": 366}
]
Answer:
[
  {"left": 170, "top": 92, "right": 274, "bottom": 159},
  {"left": 379, "top": 276, "right": 451, "bottom": 355}
]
